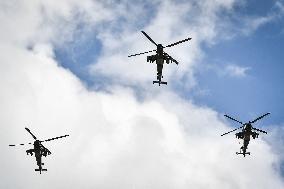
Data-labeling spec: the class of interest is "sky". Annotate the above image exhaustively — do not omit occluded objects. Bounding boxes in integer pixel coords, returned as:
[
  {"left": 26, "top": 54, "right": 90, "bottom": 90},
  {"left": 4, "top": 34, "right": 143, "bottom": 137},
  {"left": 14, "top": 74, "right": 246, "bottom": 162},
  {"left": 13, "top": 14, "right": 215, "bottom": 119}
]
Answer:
[{"left": 0, "top": 0, "right": 284, "bottom": 189}]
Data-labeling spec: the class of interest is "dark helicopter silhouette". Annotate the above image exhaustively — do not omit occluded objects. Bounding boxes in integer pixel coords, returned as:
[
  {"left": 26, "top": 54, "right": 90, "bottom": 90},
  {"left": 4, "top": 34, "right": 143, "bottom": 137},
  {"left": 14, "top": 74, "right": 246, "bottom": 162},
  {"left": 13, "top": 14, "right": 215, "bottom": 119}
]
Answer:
[
  {"left": 9, "top": 128, "right": 69, "bottom": 174},
  {"left": 128, "top": 31, "right": 191, "bottom": 86},
  {"left": 221, "top": 113, "right": 270, "bottom": 157}
]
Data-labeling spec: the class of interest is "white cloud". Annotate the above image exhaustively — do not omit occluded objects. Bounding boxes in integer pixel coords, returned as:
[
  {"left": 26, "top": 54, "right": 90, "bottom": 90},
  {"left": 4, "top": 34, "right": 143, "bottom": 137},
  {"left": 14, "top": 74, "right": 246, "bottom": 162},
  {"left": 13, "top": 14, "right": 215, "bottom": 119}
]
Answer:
[
  {"left": 1, "top": 47, "right": 283, "bottom": 188},
  {"left": 224, "top": 64, "right": 250, "bottom": 77},
  {"left": 241, "top": 15, "right": 275, "bottom": 36},
  {"left": 239, "top": 0, "right": 284, "bottom": 35},
  {"left": 202, "top": 62, "right": 250, "bottom": 78},
  {"left": 89, "top": 0, "right": 241, "bottom": 89},
  {"left": 0, "top": 0, "right": 284, "bottom": 189}
]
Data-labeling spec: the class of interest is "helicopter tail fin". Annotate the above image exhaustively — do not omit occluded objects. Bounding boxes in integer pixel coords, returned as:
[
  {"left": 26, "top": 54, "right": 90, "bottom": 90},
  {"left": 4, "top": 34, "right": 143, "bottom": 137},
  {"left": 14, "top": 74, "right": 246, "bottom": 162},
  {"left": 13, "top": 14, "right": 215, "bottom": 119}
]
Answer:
[
  {"left": 153, "top": 81, "right": 167, "bottom": 85},
  {"left": 236, "top": 152, "right": 250, "bottom": 156},
  {"left": 35, "top": 169, "right": 47, "bottom": 172}
]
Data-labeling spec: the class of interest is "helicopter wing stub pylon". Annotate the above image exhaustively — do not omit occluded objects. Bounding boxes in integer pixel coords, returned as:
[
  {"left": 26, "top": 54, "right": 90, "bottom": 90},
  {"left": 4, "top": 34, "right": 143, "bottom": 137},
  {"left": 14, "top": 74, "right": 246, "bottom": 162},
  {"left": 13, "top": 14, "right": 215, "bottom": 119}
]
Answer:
[
  {"left": 164, "top": 37, "right": 192, "bottom": 48},
  {"left": 141, "top": 31, "right": 158, "bottom": 46},
  {"left": 250, "top": 112, "right": 271, "bottom": 124},
  {"left": 41, "top": 134, "right": 69, "bottom": 142},
  {"left": 25, "top": 127, "right": 37, "bottom": 140},
  {"left": 128, "top": 49, "right": 156, "bottom": 57},
  {"left": 221, "top": 126, "right": 243, "bottom": 136},
  {"left": 224, "top": 115, "right": 243, "bottom": 125},
  {"left": 163, "top": 52, "right": 179, "bottom": 64}
]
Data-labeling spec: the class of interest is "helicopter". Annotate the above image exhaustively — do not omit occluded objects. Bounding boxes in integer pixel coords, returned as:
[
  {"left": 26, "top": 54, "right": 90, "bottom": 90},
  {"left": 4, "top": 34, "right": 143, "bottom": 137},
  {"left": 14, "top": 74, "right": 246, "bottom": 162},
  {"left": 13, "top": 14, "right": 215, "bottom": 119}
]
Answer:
[
  {"left": 9, "top": 127, "right": 69, "bottom": 174},
  {"left": 221, "top": 113, "right": 270, "bottom": 157},
  {"left": 128, "top": 31, "right": 191, "bottom": 86}
]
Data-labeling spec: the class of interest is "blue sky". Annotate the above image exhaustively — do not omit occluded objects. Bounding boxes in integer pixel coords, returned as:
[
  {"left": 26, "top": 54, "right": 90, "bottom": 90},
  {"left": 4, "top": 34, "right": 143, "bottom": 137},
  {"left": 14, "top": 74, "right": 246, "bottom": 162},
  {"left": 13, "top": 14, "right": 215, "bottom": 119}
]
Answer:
[
  {"left": 195, "top": 0, "right": 284, "bottom": 125},
  {"left": 196, "top": 22, "right": 284, "bottom": 125},
  {"left": 55, "top": 0, "right": 284, "bottom": 126}
]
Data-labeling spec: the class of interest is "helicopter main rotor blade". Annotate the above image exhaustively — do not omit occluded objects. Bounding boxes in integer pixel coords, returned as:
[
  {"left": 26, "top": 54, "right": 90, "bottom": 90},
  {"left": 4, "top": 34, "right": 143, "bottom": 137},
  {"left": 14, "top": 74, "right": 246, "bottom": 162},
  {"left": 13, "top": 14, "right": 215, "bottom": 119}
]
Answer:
[
  {"left": 252, "top": 127, "right": 267, "bottom": 134},
  {"left": 41, "top": 134, "right": 69, "bottom": 142},
  {"left": 141, "top": 31, "right": 158, "bottom": 46},
  {"left": 221, "top": 126, "right": 243, "bottom": 136},
  {"left": 164, "top": 37, "right": 192, "bottom": 48},
  {"left": 250, "top": 112, "right": 270, "bottom": 124},
  {"left": 9, "top": 142, "right": 33, "bottom": 146},
  {"left": 224, "top": 115, "right": 243, "bottom": 125},
  {"left": 128, "top": 49, "right": 156, "bottom": 57},
  {"left": 25, "top": 127, "right": 37, "bottom": 140}
]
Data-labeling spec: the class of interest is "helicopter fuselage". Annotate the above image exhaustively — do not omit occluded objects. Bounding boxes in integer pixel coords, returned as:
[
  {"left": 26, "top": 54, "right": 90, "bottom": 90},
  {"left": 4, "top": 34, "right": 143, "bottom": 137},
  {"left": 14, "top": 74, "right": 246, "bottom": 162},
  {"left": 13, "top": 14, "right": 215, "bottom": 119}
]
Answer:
[
  {"left": 236, "top": 123, "right": 259, "bottom": 156},
  {"left": 128, "top": 30, "right": 191, "bottom": 85},
  {"left": 9, "top": 127, "right": 69, "bottom": 174},
  {"left": 222, "top": 113, "right": 269, "bottom": 157},
  {"left": 146, "top": 44, "right": 173, "bottom": 85},
  {"left": 26, "top": 140, "right": 51, "bottom": 173}
]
